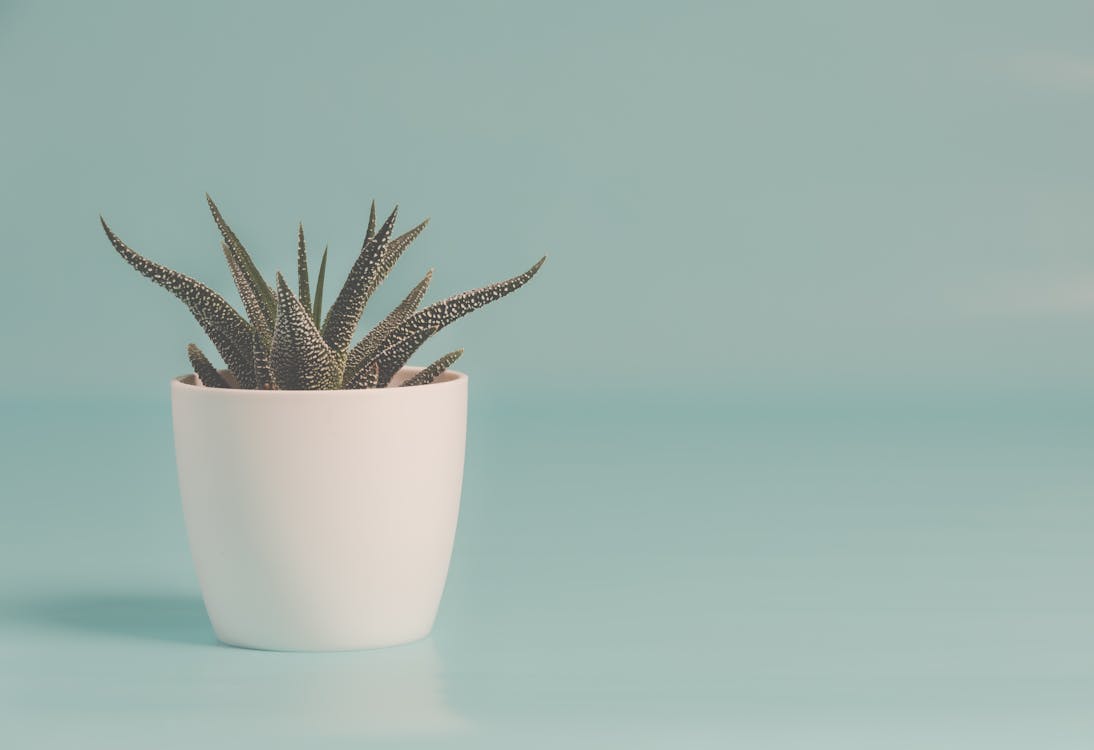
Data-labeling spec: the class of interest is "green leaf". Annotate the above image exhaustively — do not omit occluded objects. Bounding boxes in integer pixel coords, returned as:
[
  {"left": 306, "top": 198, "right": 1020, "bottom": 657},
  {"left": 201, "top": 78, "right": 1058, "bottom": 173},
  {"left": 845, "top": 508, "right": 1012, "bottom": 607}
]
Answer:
[
  {"left": 365, "top": 200, "right": 377, "bottom": 242},
  {"left": 401, "top": 349, "right": 463, "bottom": 387},
  {"left": 362, "top": 218, "right": 429, "bottom": 303},
  {"left": 380, "top": 256, "right": 546, "bottom": 356},
  {"left": 187, "top": 343, "right": 230, "bottom": 388},
  {"left": 321, "top": 205, "right": 400, "bottom": 353},
  {"left": 102, "top": 217, "right": 256, "bottom": 386},
  {"left": 371, "top": 324, "right": 439, "bottom": 388},
  {"left": 345, "top": 360, "right": 380, "bottom": 389},
  {"left": 270, "top": 273, "right": 340, "bottom": 390},
  {"left": 296, "top": 223, "right": 311, "bottom": 314},
  {"left": 206, "top": 194, "right": 276, "bottom": 325},
  {"left": 345, "top": 268, "right": 432, "bottom": 382},
  {"left": 222, "top": 242, "right": 271, "bottom": 337},
  {"left": 252, "top": 328, "right": 273, "bottom": 389},
  {"left": 312, "top": 245, "right": 328, "bottom": 326}
]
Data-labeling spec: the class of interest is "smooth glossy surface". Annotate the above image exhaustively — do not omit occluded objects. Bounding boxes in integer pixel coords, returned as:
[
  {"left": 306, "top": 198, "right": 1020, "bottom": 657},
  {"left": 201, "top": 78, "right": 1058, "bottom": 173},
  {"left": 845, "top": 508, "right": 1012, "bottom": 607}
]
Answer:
[
  {"left": 3, "top": 389, "right": 1094, "bottom": 747},
  {"left": 172, "top": 368, "right": 467, "bottom": 650}
]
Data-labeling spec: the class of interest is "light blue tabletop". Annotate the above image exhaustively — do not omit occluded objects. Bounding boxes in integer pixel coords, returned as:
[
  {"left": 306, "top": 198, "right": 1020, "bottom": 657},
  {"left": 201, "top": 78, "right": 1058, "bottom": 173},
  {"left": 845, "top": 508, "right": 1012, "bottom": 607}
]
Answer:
[{"left": 2, "top": 389, "right": 1092, "bottom": 748}]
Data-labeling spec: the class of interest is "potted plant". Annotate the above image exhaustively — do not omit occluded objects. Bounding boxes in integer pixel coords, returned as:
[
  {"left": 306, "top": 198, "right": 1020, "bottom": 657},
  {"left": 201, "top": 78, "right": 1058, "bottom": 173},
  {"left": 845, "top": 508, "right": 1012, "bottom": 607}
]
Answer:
[{"left": 101, "top": 196, "right": 545, "bottom": 651}]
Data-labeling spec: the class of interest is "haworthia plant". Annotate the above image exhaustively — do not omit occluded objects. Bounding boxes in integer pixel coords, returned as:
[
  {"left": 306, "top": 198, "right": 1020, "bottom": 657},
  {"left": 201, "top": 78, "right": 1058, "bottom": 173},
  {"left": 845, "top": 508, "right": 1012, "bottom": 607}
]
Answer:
[{"left": 101, "top": 196, "right": 546, "bottom": 389}]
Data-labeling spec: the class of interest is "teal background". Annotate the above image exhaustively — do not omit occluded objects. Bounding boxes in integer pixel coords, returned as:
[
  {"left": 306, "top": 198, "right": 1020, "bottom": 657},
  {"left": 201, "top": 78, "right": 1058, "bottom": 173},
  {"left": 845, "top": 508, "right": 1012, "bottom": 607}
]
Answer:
[{"left": 3, "top": 1, "right": 1094, "bottom": 747}]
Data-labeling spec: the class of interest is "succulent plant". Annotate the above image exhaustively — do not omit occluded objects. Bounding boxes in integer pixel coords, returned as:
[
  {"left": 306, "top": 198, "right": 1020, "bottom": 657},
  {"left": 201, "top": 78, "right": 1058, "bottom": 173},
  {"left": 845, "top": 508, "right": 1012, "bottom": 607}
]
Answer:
[{"left": 101, "top": 196, "right": 545, "bottom": 389}]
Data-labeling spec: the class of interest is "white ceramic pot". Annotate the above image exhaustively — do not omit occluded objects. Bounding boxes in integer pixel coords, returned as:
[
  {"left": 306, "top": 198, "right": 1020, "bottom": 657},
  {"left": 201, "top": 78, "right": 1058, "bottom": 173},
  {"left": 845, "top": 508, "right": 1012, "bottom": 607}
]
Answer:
[{"left": 170, "top": 367, "right": 468, "bottom": 651}]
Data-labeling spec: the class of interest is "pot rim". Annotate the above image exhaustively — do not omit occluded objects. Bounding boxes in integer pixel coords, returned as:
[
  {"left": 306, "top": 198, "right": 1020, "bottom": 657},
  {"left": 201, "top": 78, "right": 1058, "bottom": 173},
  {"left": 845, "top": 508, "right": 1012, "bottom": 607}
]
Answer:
[{"left": 171, "top": 366, "right": 467, "bottom": 397}]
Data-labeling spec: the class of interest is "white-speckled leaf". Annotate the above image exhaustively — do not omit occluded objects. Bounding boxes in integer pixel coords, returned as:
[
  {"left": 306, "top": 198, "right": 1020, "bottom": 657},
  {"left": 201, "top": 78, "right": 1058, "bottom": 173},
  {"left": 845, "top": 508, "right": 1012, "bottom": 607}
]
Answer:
[
  {"left": 344, "top": 359, "right": 380, "bottom": 390},
  {"left": 206, "top": 194, "right": 276, "bottom": 326},
  {"left": 102, "top": 217, "right": 256, "bottom": 386},
  {"left": 296, "top": 223, "right": 311, "bottom": 314},
  {"left": 321, "top": 206, "right": 399, "bottom": 353},
  {"left": 252, "top": 328, "right": 273, "bottom": 389},
  {"left": 187, "top": 343, "right": 230, "bottom": 388},
  {"left": 222, "top": 242, "right": 271, "bottom": 337},
  {"left": 345, "top": 269, "right": 433, "bottom": 382},
  {"left": 380, "top": 256, "right": 546, "bottom": 354},
  {"left": 270, "top": 273, "right": 341, "bottom": 390},
  {"left": 362, "top": 218, "right": 429, "bottom": 302},
  {"left": 401, "top": 349, "right": 463, "bottom": 387},
  {"left": 372, "top": 324, "right": 439, "bottom": 387},
  {"left": 194, "top": 310, "right": 257, "bottom": 388},
  {"left": 365, "top": 200, "right": 377, "bottom": 242}
]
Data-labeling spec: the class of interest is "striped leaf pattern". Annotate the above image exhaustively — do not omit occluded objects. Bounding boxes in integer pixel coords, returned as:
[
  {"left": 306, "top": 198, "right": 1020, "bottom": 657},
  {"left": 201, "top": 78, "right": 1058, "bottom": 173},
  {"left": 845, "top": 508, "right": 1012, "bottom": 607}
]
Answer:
[{"left": 402, "top": 349, "right": 463, "bottom": 387}]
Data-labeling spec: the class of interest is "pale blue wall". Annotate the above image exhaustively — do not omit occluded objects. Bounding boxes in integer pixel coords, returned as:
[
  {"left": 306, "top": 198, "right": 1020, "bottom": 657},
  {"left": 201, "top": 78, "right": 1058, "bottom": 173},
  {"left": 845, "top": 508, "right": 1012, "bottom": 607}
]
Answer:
[{"left": 3, "top": 1, "right": 1094, "bottom": 396}]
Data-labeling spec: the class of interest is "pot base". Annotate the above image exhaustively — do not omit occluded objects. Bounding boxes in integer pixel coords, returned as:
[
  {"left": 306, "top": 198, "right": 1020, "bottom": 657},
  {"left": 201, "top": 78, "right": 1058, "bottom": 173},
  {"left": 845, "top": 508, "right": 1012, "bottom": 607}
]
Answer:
[{"left": 213, "top": 627, "right": 435, "bottom": 652}]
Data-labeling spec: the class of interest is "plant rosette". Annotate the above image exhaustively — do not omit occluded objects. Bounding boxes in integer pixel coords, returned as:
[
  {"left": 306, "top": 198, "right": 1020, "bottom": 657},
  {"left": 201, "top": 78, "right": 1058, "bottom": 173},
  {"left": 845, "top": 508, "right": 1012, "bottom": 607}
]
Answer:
[{"left": 103, "top": 196, "right": 544, "bottom": 650}]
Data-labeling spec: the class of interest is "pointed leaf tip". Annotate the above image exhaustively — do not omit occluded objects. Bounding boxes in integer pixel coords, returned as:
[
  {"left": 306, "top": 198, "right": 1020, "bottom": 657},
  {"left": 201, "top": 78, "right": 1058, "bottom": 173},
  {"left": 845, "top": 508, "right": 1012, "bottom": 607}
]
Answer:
[
  {"left": 223, "top": 242, "right": 270, "bottom": 335},
  {"left": 270, "top": 270, "right": 339, "bottom": 390},
  {"left": 187, "top": 342, "right": 230, "bottom": 388},
  {"left": 206, "top": 195, "right": 276, "bottom": 325},
  {"left": 378, "top": 254, "right": 548, "bottom": 353},
  {"left": 296, "top": 222, "right": 312, "bottom": 312},
  {"left": 312, "top": 246, "right": 329, "bottom": 325},
  {"left": 365, "top": 201, "right": 378, "bottom": 240},
  {"left": 321, "top": 205, "right": 403, "bottom": 351},
  {"left": 343, "top": 267, "right": 435, "bottom": 380},
  {"left": 401, "top": 348, "right": 464, "bottom": 387},
  {"left": 103, "top": 218, "right": 256, "bottom": 386}
]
